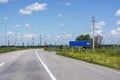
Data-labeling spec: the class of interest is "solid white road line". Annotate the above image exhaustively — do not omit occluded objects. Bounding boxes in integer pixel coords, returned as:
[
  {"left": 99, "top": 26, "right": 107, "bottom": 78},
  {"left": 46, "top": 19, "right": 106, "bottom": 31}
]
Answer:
[
  {"left": 35, "top": 50, "right": 57, "bottom": 80},
  {"left": 0, "top": 63, "right": 5, "bottom": 67}
]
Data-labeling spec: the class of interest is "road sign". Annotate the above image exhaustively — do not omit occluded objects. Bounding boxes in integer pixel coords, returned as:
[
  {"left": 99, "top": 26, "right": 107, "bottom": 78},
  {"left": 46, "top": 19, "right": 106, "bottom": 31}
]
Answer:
[{"left": 69, "top": 41, "right": 91, "bottom": 47}]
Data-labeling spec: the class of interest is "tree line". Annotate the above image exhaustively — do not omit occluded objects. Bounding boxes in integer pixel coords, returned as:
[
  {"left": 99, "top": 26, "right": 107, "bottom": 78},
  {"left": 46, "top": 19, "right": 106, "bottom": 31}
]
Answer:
[{"left": 75, "top": 34, "right": 103, "bottom": 48}]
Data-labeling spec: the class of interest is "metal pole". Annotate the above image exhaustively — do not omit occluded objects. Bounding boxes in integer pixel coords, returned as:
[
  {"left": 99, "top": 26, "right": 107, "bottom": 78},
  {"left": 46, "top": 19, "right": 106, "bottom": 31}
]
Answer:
[
  {"left": 79, "top": 47, "right": 81, "bottom": 52},
  {"left": 32, "top": 36, "right": 34, "bottom": 46},
  {"left": 5, "top": 24, "right": 7, "bottom": 46},
  {"left": 8, "top": 39, "right": 9, "bottom": 47},
  {"left": 72, "top": 47, "right": 74, "bottom": 53},
  {"left": 40, "top": 34, "right": 42, "bottom": 46},
  {"left": 92, "top": 16, "right": 95, "bottom": 50},
  {"left": 14, "top": 33, "right": 17, "bottom": 46}
]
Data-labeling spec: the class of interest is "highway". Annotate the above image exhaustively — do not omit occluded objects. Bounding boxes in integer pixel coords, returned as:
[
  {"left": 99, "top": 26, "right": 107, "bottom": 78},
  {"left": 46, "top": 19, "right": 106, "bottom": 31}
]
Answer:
[{"left": 0, "top": 49, "right": 120, "bottom": 80}]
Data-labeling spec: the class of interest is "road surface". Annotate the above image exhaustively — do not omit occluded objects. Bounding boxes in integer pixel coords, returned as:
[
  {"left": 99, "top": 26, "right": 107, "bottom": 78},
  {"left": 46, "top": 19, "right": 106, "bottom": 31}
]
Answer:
[{"left": 0, "top": 49, "right": 120, "bottom": 80}]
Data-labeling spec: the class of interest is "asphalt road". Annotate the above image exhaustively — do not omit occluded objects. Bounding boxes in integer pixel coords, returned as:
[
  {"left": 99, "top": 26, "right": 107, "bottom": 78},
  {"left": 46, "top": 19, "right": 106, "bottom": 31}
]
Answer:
[{"left": 0, "top": 49, "right": 120, "bottom": 80}]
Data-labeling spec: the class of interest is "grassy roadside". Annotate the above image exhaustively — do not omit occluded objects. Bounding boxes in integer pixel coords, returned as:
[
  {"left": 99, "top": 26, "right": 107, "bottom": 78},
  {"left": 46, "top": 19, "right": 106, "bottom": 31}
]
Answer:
[
  {"left": 0, "top": 47, "right": 28, "bottom": 53},
  {"left": 0, "top": 46, "right": 41, "bottom": 53},
  {"left": 45, "top": 47, "right": 120, "bottom": 70}
]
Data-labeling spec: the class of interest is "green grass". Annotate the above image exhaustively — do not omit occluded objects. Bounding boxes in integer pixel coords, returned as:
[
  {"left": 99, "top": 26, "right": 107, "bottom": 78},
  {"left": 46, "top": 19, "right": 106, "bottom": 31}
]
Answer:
[
  {"left": 0, "top": 46, "right": 40, "bottom": 53},
  {"left": 0, "top": 47, "right": 26, "bottom": 53},
  {"left": 0, "top": 46, "right": 44, "bottom": 53},
  {"left": 55, "top": 47, "right": 120, "bottom": 70}
]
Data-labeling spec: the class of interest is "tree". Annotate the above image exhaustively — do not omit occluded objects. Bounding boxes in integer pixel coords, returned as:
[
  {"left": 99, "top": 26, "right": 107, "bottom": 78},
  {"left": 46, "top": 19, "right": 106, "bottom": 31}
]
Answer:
[
  {"left": 76, "top": 34, "right": 103, "bottom": 49},
  {"left": 95, "top": 34, "right": 103, "bottom": 48},
  {"left": 76, "top": 34, "right": 91, "bottom": 41}
]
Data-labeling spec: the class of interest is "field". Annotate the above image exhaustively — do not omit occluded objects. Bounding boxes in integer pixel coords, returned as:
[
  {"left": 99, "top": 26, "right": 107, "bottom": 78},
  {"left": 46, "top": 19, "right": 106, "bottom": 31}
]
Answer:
[
  {"left": 0, "top": 47, "right": 24, "bottom": 53},
  {"left": 45, "top": 46, "right": 120, "bottom": 70}
]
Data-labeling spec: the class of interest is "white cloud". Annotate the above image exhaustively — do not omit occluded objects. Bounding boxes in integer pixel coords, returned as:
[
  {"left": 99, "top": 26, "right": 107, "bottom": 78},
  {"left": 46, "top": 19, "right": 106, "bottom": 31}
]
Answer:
[
  {"left": 115, "top": 9, "right": 120, "bottom": 16},
  {"left": 18, "top": 33, "right": 22, "bottom": 36},
  {"left": 26, "top": 2, "right": 47, "bottom": 11},
  {"left": 110, "top": 27, "right": 120, "bottom": 36},
  {"left": 24, "top": 24, "right": 31, "bottom": 29},
  {"left": 111, "top": 29, "right": 116, "bottom": 35},
  {"left": 95, "top": 21, "right": 106, "bottom": 29},
  {"left": 62, "top": 32, "right": 73, "bottom": 39},
  {"left": 0, "top": 0, "right": 8, "bottom": 3},
  {"left": 14, "top": 24, "right": 20, "bottom": 28},
  {"left": 95, "top": 29, "right": 103, "bottom": 36},
  {"left": 7, "top": 31, "right": 15, "bottom": 36},
  {"left": 0, "top": 17, "right": 8, "bottom": 24},
  {"left": 56, "top": 35, "right": 62, "bottom": 39},
  {"left": 19, "top": 2, "right": 47, "bottom": 14},
  {"left": 23, "top": 34, "right": 35, "bottom": 39},
  {"left": 46, "top": 35, "right": 51, "bottom": 40},
  {"left": 55, "top": 32, "right": 73, "bottom": 41},
  {"left": 4, "top": 17, "right": 8, "bottom": 20},
  {"left": 19, "top": 9, "right": 32, "bottom": 14},
  {"left": 60, "top": 23, "right": 64, "bottom": 27},
  {"left": 64, "top": 33, "right": 72, "bottom": 38},
  {"left": 116, "top": 20, "right": 120, "bottom": 25},
  {"left": 8, "top": 37, "right": 12, "bottom": 40},
  {"left": 57, "top": 14, "right": 64, "bottom": 18},
  {"left": 103, "top": 27, "right": 120, "bottom": 44},
  {"left": 65, "top": 2, "right": 71, "bottom": 6}
]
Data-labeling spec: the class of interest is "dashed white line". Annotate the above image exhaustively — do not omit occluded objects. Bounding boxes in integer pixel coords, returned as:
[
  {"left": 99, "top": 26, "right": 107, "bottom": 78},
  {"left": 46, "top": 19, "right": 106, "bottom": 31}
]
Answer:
[
  {"left": 0, "top": 63, "right": 5, "bottom": 67},
  {"left": 35, "top": 50, "right": 57, "bottom": 80}
]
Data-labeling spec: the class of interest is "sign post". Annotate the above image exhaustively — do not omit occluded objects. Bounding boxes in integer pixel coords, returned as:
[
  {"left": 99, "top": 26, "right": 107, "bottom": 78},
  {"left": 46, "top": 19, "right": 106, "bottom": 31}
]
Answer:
[
  {"left": 79, "top": 47, "right": 81, "bottom": 52},
  {"left": 72, "top": 47, "right": 74, "bottom": 53}
]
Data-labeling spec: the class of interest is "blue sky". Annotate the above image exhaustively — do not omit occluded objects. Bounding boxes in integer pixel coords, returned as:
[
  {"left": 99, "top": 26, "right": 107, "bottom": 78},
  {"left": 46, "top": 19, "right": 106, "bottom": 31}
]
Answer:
[{"left": 0, "top": 0, "right": 120, "bottom": 46}]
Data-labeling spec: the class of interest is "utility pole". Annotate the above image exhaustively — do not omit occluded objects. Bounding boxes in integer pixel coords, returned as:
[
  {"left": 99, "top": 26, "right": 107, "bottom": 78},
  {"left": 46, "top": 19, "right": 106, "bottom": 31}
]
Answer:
[
  {"left": 92, "top": 16, "right": 95, "bottom": 50},
  {"left": 8, "top": 39, "right": 10, "bottom": 47},
  {"left": 45, "top": 41, "right": 47, "bottom": 47},
  {"left": 22, "top": 42, "right": 24, "bottom": 47},
  {"left": 14, "top": 33, "right": 17, "bottom": 46},
  {"left": 40, "top": 34, "right": 42, "bottom": 46},
  {"left": 0, "top": 19, "right": 8, "bottom": 46},
  {"left": 5, "top": 23, "right": 7, "bottom": 46},
  {"left": 32, "top": 36, "right": 34, "bottom": 46},
  {"left": 27, "top": 40, "right": 29, "bottom": 47}
]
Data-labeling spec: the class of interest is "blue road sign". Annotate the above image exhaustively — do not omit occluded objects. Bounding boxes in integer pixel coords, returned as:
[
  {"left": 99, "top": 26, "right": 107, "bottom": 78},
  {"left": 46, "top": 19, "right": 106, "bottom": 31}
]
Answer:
[{"left": 69, "top": 41, "right": 91, "bottom": 47}]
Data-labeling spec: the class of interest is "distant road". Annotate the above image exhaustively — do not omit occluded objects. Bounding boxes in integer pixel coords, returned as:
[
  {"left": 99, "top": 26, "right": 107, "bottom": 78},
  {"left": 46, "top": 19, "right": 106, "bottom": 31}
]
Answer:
[{"left": 0, "top": 49, "right": 120, "bottom": 80}]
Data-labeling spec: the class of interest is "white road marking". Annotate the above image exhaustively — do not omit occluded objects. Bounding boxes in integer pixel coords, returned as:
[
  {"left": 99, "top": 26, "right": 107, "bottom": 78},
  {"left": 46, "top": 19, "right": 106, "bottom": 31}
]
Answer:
[
  {"left": 35, "top": 50, "right": 57, "bottom": 80},
  {"left": 0, "top": 63, "right": 5, "bottom": 67}
]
